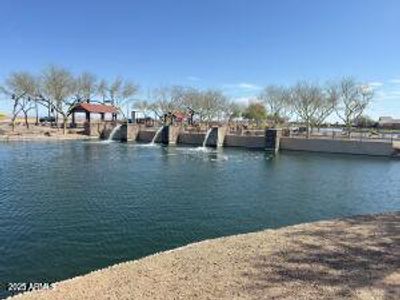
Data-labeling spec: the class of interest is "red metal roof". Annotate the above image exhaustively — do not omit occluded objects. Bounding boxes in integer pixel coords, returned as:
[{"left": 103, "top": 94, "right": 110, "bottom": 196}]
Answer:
[{"left": 72, "top": 103, "right": 119, "bottom": 114}]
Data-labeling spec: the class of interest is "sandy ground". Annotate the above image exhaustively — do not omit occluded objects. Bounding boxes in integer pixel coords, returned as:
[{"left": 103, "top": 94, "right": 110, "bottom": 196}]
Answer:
[
  {"left": 0, "top": 122, "right": 95, "bottom": 141},
  {"left": 8, "top": 212, "right": 400, "bottom": 300}
]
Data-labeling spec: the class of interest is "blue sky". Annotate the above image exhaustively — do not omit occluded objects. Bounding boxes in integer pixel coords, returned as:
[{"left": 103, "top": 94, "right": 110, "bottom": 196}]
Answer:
[{"left": 1, "top": 0, "right": 400, "bottom": 118}]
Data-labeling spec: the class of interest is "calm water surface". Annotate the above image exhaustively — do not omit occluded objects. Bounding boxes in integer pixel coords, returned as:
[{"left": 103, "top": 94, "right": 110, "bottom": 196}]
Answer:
[{"left": 1, "top": 141, "right": 399, "bottom": 298}]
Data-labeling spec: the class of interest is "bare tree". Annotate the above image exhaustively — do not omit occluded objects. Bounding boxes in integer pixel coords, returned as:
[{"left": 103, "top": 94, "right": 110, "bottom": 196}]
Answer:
[
  {"left": 39, "top": 66, "right": 76, "bottom": 134},
  {"left": 291, "top": 81, "right": 323, "bottom": 138},
  {"left": 201, "top": 89, "right": 228, "bottom": 123},
  {"left": 135, "top": 100, "right": 153, "bottom": 118},
  {"left": 73, "top": 72, "right": 98, "bottom": 102},
  {"left": 180, "top": 87, "right": 206, "bottom": 122},
  {"left": 0, "top": 72, "right": 38, "bottom": 130},
  {"left": 18, "top": 95, "right": 37, "bottom": 129},
  {"left": 150, "top": 86, "right": 184, "bottom": 119},
  {"left": 334, "top": 78, "right": 373, "bottom": 136},
  {"left": 258, "top": 85, "right": 292, "bottom": 126},
  {"left": 97, "top": 77, "right": 138, "bottom": 117},
  {"left": 97, "top": 79, "right": 108, "bottom": 103},
  {"left": 311, "top": 84, "right": 338, "bottom": 131},
  {"left": 177, "top": 87, "right": 230, "bottom": 124},
  {"left": 224, "top": 101, "right": 243, "bottom": 122}
]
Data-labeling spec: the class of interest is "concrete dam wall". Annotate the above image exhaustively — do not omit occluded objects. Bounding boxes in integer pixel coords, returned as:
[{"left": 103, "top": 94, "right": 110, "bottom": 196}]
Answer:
[
  {"left": 280, "top": 137, "right": 395, "bottom": 157},
  {"left": 98, "top": 124, "right": 397, "bottom": 157},
  {"left": 224, "top": 135, "right": 266, "bottom": 149},
  {"left": 178, "top": 133, "right": 206, "bottom": 146},
  {"left": 137, "top": 130, "right": 158, "bottom": 143}
]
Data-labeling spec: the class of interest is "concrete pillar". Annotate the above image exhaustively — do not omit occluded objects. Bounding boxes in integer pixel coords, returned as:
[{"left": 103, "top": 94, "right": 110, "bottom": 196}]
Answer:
[
  {"left": 71, "top": 112, "right": 76, "bottom": 128},
  {"left": 126, "top": 124, "right": 139, "bottom": 142},
  {"left": 265, "top": 128, "right": 281, "bottom": 153},
  {"left": 204, "top": 126, "right": 227, "bottom": 147},
  {"left": 161, "top": 125, "right": 182, "bottom": 145},
  {"left": 217, "top": 126, "right": 228, "bottom": 147},
  {"left": 84, "top": 122, "right": 91, "bottom": 136},
  {"left": 169, "top": 126, "right": 181, "bottom": 144}
]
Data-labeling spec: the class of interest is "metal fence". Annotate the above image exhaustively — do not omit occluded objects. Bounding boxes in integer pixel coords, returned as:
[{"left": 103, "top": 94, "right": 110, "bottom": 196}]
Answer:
[
  {"left": 286, "top": 128, "right": 400, "bottom": 142},
  {"left": 227, "top": 129, "right": 265, "bottom": 136}
]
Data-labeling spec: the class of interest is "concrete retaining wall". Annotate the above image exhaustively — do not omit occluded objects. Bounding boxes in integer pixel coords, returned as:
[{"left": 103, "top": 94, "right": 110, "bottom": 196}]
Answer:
[
  {"left": 86, "top": 122, "right": 104, "bottom": 137},
  {"left": 93, "top": 125, "right": 396, "bottom": 157},
  {"left": 224, "top": 135, "right": 266, "bottom": 149},
  {"left": 137, "top": 130, "right": 159, "bottom": 143},
  {"left": 110, "top": 125, "right": 125, "bottom": 141},
  {"left": 113, "top": 124, "right": 140, "bottom": 142},
  {"left": 95, "top": 122, "right": 120, "bottom": 139},
  {"left": 178, "top": 133, "right": 205, "bottom": 145},
  {"left": 280, "top": 137, "right": 395, "bottom": 156}
]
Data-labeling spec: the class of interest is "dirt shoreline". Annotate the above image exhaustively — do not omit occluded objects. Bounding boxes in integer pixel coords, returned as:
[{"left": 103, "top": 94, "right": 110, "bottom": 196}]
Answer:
[
  {"left": 0, "top": 125, "right": 98, "bottom": 141},
  {"left": 8, "top": 212, "right": 400, "bottom": 300},
  {"left": 0, "top": 136, "right": 96, "bottom": 142},
  {"left": 0, "top": 134, "right": 97, "bottom": 141},
  {"left": 0, "top": 122, "right": 100, "bottom": 142}
]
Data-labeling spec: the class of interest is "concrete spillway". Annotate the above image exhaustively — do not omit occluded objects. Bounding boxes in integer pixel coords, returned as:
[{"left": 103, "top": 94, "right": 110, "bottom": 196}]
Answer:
[{"left": 100, "top": 124, "right": 398, "bottom": 157}]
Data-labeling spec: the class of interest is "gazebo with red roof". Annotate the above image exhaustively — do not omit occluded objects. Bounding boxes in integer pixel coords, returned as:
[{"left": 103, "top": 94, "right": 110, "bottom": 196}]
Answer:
[{"left": 70, "top": 102, "right": 119, "bottom": 127}]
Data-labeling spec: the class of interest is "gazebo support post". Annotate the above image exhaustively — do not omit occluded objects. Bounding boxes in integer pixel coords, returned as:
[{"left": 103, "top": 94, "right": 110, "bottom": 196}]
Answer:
[{"left": 71, "top": 112, "right": 76, "bottom": 128}]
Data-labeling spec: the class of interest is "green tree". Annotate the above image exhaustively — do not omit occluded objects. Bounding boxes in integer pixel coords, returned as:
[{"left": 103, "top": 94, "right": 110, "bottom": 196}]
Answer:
[
  {"left": 353, "top": 115, "right": 376, "bottom": 128},
  {"left": 243, "top": 102, "right": 267, "bottom": 125}
]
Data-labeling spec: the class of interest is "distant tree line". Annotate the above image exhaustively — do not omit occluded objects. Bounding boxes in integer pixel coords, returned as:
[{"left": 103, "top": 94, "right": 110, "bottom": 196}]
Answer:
[
  {"left": 254, "top": 77, "right": 374, "bottom": 137},
  {"left": 1, "top": 66, "right": 374, "bottom": 137},
  {"left": 136, "top": 86, "right": 238, "bottom": 124},
  {"left": 0, "top": 65, "right": 138, "bottom": 134}
]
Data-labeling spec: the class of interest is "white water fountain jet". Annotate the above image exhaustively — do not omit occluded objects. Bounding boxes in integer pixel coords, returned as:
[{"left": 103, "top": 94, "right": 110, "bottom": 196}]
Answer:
[
  {"left": 198, "top": 128, "right": 213, "bottom": 150},
  {"left": 150, "top": 126, "right": 163, "bottom": 145},
  {"left": 107, "top": 124, "right": 122, "bottom": 141}
]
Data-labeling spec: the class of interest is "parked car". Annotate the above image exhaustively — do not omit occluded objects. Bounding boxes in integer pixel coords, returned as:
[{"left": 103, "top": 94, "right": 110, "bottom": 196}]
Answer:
[{"left": 39, "top": 116, "right": 56, "bottom": 123}]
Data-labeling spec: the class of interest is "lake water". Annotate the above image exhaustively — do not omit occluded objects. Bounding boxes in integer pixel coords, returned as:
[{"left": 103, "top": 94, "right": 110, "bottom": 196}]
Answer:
[{"left": 1, "top": 141, "right": 399, "bottom": 298}]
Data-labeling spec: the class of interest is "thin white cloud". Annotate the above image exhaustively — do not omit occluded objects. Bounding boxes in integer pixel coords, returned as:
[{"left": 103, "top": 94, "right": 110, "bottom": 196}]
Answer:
[
  {"left": 237, "top": 82, "right": 261, "bottom": 90},
  {"left": 223, "top": 82, "right": 262, "bottom": 91},
  {"left": 232, "top": 97, "right": 253, "bottom": 105},
  {"left": 368, "top": 81, "right": 383, "bottom": 88},
  {"left": 389, "top": 79, "right": 400, "bottom": 84},
  {"left": 374, "top": 89, "right": 400, "bottom": 101},
  {"left": 187, "top": 76, "right": 201, "bottom": 82}
]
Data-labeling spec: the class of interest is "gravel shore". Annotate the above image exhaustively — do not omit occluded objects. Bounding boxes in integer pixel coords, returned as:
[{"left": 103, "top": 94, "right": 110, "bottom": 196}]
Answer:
[
  {"left": 9, "top": 212, "right": 400, "bottom": 300},
  {"left": 0, "top": 123, "right": 97, "bottom": 141}
]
